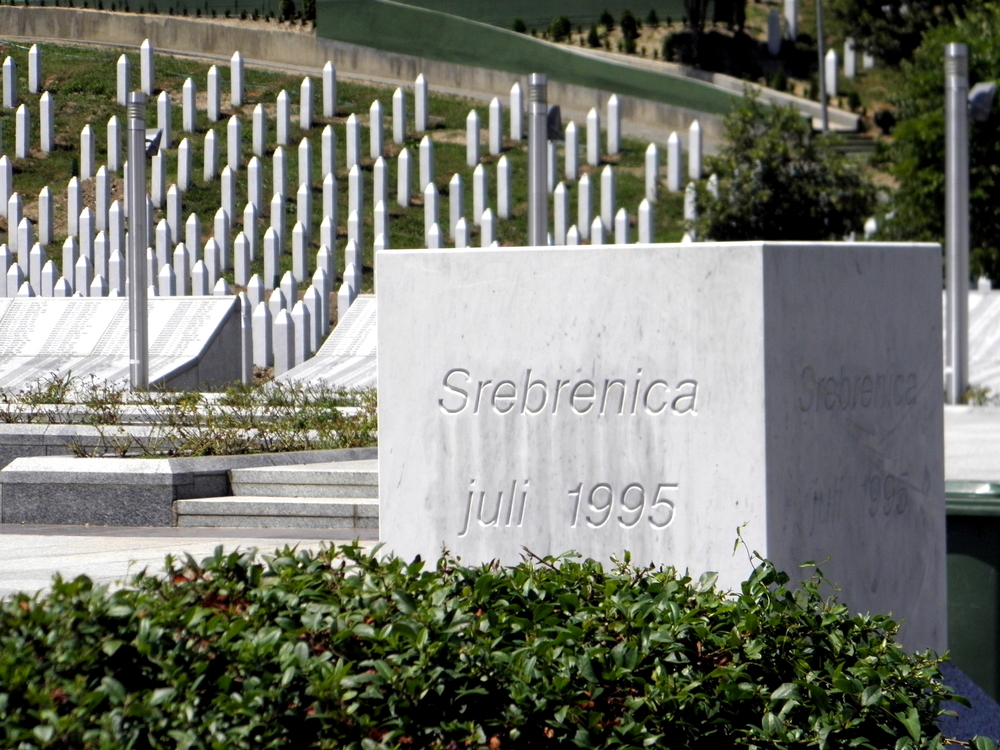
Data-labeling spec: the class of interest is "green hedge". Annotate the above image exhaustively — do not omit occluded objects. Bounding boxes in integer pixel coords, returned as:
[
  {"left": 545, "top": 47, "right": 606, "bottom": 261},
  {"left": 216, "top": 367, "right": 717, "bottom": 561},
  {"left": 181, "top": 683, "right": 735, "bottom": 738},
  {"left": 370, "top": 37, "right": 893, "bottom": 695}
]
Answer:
[
  {"left": 316, "top": 0, "right": 736, "bottom": 116},
  {"left": 0, "top": 543, "right": 982, "bottom": 749}
]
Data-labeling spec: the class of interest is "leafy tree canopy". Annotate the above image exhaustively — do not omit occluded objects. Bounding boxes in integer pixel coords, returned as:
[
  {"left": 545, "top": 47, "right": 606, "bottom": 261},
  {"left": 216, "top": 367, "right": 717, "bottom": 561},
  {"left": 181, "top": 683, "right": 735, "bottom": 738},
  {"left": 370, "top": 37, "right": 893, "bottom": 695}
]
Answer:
[
  {"left": 828, "top": 0, "right": 969, "bottom": 64},
  {"left": 885, "top": 2, "right": 1000, "bottom": 281},
  {"left": 696, "top": 92, "right": 876, "bottom": 241}
]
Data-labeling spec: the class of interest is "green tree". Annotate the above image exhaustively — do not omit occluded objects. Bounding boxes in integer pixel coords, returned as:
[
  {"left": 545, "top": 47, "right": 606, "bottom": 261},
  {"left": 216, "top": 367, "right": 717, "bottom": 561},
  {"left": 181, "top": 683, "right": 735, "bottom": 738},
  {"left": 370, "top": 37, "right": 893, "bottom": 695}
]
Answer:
[
  {"left": 587, "top": 23, "right": 601, "bottom": 47},
  {"left": 549, "top": 15, "right": 572, "bottom": 41},
  {"left": 600, "top": 8, "right": 615, "bottom": 30},
  {"left": 828, "top": 0, "right": 970, "bottom": 65},
  {"left": 512, "top": 18, "right": 527, "bottom": 33},
  {"left": 646, "top": 8, "right": 660, "bottom": 27},
  {"left": 885, "top": 3, "right": 1000, "bottom": 281},
  {"left": 697, "top": 92, "right": 876, "bottom": 241}
]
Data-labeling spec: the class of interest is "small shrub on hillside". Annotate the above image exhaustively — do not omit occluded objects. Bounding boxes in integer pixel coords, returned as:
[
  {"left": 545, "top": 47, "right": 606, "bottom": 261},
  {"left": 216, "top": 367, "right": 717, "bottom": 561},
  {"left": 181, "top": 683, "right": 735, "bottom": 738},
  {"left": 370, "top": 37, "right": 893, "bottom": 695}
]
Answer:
[
  {"left": 587, "top": 23, "right": 601, "bottom": 47},
  {"left": 512, "top": 17, "right": 527, "bottom": 33},
  {"left": 646, "top": 8, "right": 660, "bottom": 27},
  {"left": 0, "top": 544, "right": 982, "bottom": 749},
  {"left": 600, "top": 7, "right": 615, "bottom": 31},
  {"left": 549, "top": 15, "right": 572, "bottom": 42}
]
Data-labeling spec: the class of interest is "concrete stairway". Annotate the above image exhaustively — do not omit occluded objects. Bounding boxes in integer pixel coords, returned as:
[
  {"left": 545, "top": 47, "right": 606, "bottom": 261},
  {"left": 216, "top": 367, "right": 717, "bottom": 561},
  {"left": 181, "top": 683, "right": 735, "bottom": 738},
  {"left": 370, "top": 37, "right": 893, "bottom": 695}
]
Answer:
[{"left": 174, "top": 459, "right": 378, "bottom": 529}]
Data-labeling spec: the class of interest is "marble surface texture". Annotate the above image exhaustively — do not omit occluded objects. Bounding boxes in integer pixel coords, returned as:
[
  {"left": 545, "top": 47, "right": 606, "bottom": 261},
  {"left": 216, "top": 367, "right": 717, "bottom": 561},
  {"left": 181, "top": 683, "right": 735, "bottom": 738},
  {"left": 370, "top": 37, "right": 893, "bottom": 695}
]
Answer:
[{"left": 377, "top": 242, "right": 945, "bottom": 653}]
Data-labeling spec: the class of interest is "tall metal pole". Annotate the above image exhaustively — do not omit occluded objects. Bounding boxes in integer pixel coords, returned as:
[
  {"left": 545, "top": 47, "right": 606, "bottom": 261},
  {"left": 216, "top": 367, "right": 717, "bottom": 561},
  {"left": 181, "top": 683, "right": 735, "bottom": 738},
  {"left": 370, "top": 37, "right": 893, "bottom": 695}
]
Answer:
[
  {"left": 126, "top": 91, "right": 149, "bottom": 390},
  {"left": 816, "top": 0, "right": 829, "bottom": 132},
  {"left": 945, "top": 43, "right": 970, "bottom": 404},
  {"left": 527, "top": 73, "right": 548, "bottom": 247}
]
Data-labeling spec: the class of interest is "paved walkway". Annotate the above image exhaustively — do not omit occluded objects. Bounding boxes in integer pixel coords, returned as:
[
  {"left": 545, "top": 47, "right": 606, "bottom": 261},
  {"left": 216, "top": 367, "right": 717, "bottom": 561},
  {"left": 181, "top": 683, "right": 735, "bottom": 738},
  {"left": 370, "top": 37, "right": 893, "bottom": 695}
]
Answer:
[{"left": 0, "top": 525, "right": 376, "bottom": 599}]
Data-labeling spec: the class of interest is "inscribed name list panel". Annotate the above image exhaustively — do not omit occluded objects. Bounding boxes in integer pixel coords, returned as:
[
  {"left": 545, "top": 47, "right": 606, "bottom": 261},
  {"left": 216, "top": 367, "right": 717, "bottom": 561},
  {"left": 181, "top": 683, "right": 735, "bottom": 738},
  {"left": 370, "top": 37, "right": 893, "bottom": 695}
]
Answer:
[
  {"left": 378, "top": 244, "right": 769, "bottom": 577},
  {"left": 761, "top": 242, "right": 945, "bottom": 651},
  {"left": 148, "top": 298, "right": 235, "bottom": 358}
]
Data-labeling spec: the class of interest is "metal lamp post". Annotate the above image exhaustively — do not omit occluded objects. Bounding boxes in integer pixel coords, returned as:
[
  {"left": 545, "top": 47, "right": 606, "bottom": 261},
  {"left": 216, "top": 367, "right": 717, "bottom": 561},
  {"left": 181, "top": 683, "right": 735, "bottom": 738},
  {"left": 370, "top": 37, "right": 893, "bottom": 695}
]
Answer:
[
  {"left": 527, "top": 73, "right": 548, "bottom": 247},
  {"left": 126, "top": 91, "right": 149, "bottom": 390}
]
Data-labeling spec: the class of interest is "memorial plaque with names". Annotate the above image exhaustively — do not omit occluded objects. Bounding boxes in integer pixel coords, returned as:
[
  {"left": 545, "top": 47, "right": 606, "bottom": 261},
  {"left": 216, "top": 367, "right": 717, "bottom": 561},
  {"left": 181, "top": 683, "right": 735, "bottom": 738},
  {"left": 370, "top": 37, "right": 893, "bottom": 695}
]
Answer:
[
  {"left": 377, "top": 242, "right": 946, "bottom": 652},
  {"left": 278, "top": 294, "right": 376, "bottom": 388}
]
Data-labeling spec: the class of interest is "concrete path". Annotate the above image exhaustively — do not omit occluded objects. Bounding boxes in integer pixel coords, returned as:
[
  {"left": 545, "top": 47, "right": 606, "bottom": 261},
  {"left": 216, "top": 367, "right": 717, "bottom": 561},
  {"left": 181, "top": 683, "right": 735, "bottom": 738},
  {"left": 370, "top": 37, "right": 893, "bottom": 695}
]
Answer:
[{"left": 0, "top": 524, "right": 376, "bottom": 599}]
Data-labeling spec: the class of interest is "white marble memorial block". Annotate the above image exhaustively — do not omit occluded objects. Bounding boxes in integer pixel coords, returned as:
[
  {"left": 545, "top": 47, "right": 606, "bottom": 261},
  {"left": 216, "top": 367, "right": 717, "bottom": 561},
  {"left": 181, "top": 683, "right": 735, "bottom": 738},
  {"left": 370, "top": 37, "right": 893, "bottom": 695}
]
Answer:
[
  {"left": 15, "top": 105, "right": 30, "bottom": 159},
  {"left": 480, "top": 208, "right": 495, "bottom": 247},
  {"left": 419, "top": 136, "right": 434, "bottom": 192},
  {"left": 146, "top": 248, "right": 159, "bottom": 290},
  {"left": 345, "top": 258, "right": 362, "bottom": 295},
  {"left": 667, "top": 132, "right": 682, "bottom": 193},
  {"left": 7, "top": 193, "right": 22, "bottom": 255},
  {"left": 509, "top": 81, "right": 523, "bottom": 141},
  {"left": 377, "top": 241, "right": 947, "bottom": 654},
  {"left": 183, "top": 78, "right": 197, "bottom": 133},
  {"left": 109, "top": 249, "right": 126, "bottom": 296},
  {"left": 590, "top": 216, "right": 605, "bottom": 245},
  {"left": 0, "top": 157, "right": 12, "bottom": 217},
  {"left": 273, "top": 308, "right": 295, "bottom": 374},
  {"left": 280, "top": 269, "right": 299, "bottom": 304},
  {"left": 394, "top": 148, "right": 411, "bottom": 208},
  {"left": 607, "top": 95, "right": 621, "bottom": 156},
  {"left": 16, "top": 280, "right": 35, "bottom": 297},
  {"left": 191, "top": 259, "right": 209, "bottom": 296},
  {"left": 423, "top": 182, "right": 439, "bottom": 241},
  {"left": 244, "top": 202, "right": 259, "bottom": 260},
  {"left": 158, "top": 263, "right": 177, "bottom": 297},
  {"left": 426, "top": 223, "right": 442, "bottom": 250},
  {"left": 470, "top": 165, "right": 487, "bottom": 228},
  {"left": 89, "top": 273, "right": 108, "bottom": 298},
  {"left": 204, "top": 237, "right": 221, "bottom": 288},
  {"left": 221, "top": 167, "right": 236, "bottom": 227},
  {"left": 214, "top": 278, "right": 232, "bottom": 296},
  {"left": 253, "top": 104, "right": 267, "bottom": 157},
  {"left": 322, "top": 174, "right": 337, "bottom": 231},
  {"left": 337, "top": 280, "right": 355, "bottom": 322},
  {"left": 263, "top": 227, "right": 280, "bottom": 289},
  {"left": 638, "top": 199, "right": 653, "bottom": 243},
  {"left": 586, "top": 107, "right": 600, "bottom": 167},
  {"left": 155, "top": 219, "right": 172, "bottom": 269},
  {"left": 116, "top": 55, "right": 130, "bottom": 106},
  {"left": 577, "top": 173, "right": 592, "bottom": 240},
  {"left": 645, "top": 143, "right": 659, "bottom": 202},
  {"left": 93, "top": 231, "right": 109, "bottom": 282},
  {"left": 347, "top": 211, "right": 363, "bottom": 250},
  {"left": 316, "top": 245, "right": 334, "bottom": 292},
  {"left": 488, "top": 97, "right": 503, "bottom": 156},
  {"left": 157, "top": 92, "right": 172, "bottom": 151},
  {"left": 204, "top": 129, "right": 219, "bottom": 182},
  {"left": 253, "top": 300, "right": 273, "bottom": 367},
  {"left": 317, "top": 125, "right": 335, "bottom": 181},
  {"left": 292, "top": 222, "right": 308, "bottom": 281},
  {"left": 864, "top": 52, "right": 875, "bottom": 70},
  {"left": 78, "top": 125, "right": 96, "bottom": 181},
  {"left": 323, "top": 61, "right": 337, "bottom": 119},
  {"left": 3, "top": 57, "right": 16, "bottom": 110},
  {"left": 292, "top": 300, "right": 311, "bottom": 361},
  {"left": 415, "top": 74, "right": 428, "bottom": 133},
  {"left": 453, "top": 218, "right": 469, "bottom": 249},
  {"left": 825, "top": 49, "right": 839, "bottom": 98},
  {"left": 466, "top": 110, "right": 481, "bottom": 168},
  {"left": 207, "top": 65, "right": 221, "bottom": 123},
  {"left": 784, "top": 0, "right": 797, "bottom": 39},
  {"left": 231, "top": 51, "right": 245, "bottom": 108},
  {"left": 247, "top": 273, "right": 264, "bottom": 309},
  {"left": 448, "top": 173, "right": 464, "bottom": 239},
  {"left": 39, "top": 93, "right": 54, "bottom": 153},
  {"left": 293, "top": 140, "right": 311, "bottom": 194},
  {"left": 166, "top": 185, "right": 182, "bottom": 240},
  {"left": 344, "top": 115, "right": 360, "bottom": 172},
  {"left": 312, "top": 267, "right": 330, "bottom": 335},
  {"left": 16, "top": 217, "right": 32, "bottom": 271},
  {"left": 277, "top": 90, "right": 291, "bottom": 147},
  {"left": 614, "top": 207, "right": 630, "bottom": 244},
  {"left": 496, "top": 155, "right": 511, "bottom": 220},
  {"left": 368, "top": 100, "right": 384, "bottom": 160},
  {"left": 566, "top": 225, "right": 580, "bottom": 246},
  {"left": 240, "top": 292, "right": 253, "bottom": 384},
  {"left": 247, "top": 157, "right": 264, "bottom": 215},
  {"left": 151, "top": 150, "right": 166, "bottom": 208},
  {"left": 845, "top": 37, "right": 857, "bottom": 79},
  {"left": 172, "top": 243, "right": 190, "bottom": 296},
  {"left": 269, "top": 287, "right": 288, "bottom": 316},
  {"left": 299, "top": 77, "right": 314, "bottom": 132},
  {"left": 303, "top": 284, "right": 323, "bottom": 353},
  {"left": 228, "top": 116, "right": 242, "bottom": 172},
  {"left": 186, "top": 213, "right": 202, "bottom": 264},
  {"left": 178, "top": 138, "right": 192, "bottom": 192},
  {"left": 564, "top": 122, "right": 578, "bottom": 182},
  {"left": 74, "top": 255, "right": 92, "bottom": 297},
  {"left": 28, "top": 242, "right": 45, "bottom": 288},
  {"left": 600, "top": 166, "right": 616, "bottom": 229},
  {"left": 0, "top": 245, "right": 12, "bottom": 288},
  {"left": 392, "top": 87, "right": 407, "bottom": 145},
  {"left": 553, "top": 182, "right": 568, "bottom": 245},
  {"left": 107, "top": 116, "right": 121, "bottom": 173},
  {"left": 52, "top": 276, "right": 71, "bottom": 297},
  {"left": 5, "top": 262, "right": 23, "bottom": 297},
  {"left": 348, "top": 164, "right": 364, "bottom": 221},
  {"left": 40, "top": 259, "right": 57, "bottom": 297},
  {"left": 139, "top": 39, "right": 154, "bottom": 95},
  {"left": 214, "top": 208, "right": 231, "bottom": 271},
  {"left": 689, "top": 121, "right": 703, "bottom": 180},
  {"left": 270, "top": 193, "right": 285, "bottom": 248},
  {"left": 38, "top": 187, "right": 53, "bottom": 248},
  {"left": 273, "top": 146, "right": 287, "bottom": 202},
  {"left": 374, "top": 201, "right": 389, "bottom": 247}
]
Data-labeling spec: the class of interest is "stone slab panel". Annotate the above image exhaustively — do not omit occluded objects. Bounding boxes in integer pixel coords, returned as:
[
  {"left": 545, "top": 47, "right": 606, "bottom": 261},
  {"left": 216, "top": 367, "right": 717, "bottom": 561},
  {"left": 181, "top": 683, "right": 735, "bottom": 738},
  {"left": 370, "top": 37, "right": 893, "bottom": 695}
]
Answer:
[{"left": 376, "top": 242, "right": 944, "bottom": 652}]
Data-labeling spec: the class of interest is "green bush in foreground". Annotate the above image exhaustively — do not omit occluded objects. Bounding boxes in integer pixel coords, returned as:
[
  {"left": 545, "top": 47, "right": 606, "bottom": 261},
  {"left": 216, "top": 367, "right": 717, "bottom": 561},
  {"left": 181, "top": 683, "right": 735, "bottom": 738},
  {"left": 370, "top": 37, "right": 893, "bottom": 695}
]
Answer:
[{"left": 0, "top": 544, "right": 982, "bottom": 749}]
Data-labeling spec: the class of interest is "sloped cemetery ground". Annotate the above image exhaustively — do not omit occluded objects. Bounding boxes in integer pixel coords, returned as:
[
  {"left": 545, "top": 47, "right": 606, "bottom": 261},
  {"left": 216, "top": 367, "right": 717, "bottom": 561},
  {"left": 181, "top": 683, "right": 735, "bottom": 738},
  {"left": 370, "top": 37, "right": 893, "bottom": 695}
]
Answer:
[{"left": 0, "top": 40, "right": 689, "bottom": 311}]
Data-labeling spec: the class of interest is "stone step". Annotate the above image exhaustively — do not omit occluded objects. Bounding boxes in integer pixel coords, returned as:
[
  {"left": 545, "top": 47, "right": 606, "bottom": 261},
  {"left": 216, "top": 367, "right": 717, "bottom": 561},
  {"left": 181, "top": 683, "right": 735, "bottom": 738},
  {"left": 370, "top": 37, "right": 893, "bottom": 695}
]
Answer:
[
  {"left": 229, "top": 459, "right": 379, "bottom": 499},
  {"left": 175, "top": 496, "right": 378, "bottom": 529}
]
